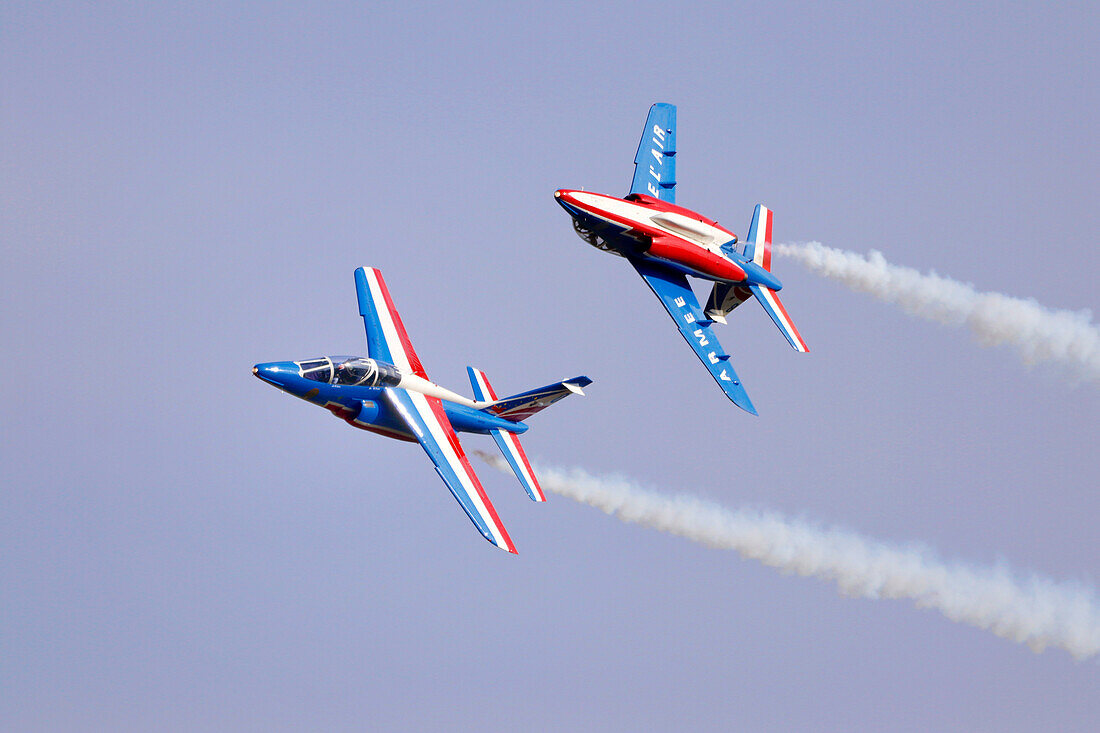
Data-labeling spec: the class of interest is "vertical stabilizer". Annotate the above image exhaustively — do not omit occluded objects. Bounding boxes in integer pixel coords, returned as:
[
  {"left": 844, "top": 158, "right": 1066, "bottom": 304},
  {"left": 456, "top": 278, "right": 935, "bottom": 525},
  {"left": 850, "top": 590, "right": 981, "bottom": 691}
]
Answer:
[{"left": 742, "top": 204, "right": 773, "bottom": 271}]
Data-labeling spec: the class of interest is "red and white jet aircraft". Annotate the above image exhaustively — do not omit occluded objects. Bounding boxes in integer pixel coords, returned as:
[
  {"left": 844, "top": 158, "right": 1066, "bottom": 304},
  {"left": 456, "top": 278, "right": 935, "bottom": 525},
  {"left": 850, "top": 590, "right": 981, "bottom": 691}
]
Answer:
[{"left": 555, "top": 103, "right": 807, "bottom": 414}]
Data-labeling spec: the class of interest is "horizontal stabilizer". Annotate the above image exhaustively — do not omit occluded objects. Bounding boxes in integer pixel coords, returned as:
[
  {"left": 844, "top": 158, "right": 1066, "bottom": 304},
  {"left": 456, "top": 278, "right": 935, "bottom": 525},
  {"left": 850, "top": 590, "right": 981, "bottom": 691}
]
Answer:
[
  {"left": 750, "top": 285, "right": 809, "bottom": 352},
  {"left": 468, "top": 367, "right": 546, "bottom": 501},
  {"left": 476, "top": 372, "right": 593, "bottom": 423},
  {"left": 705, "top": 282, "right": 754, "bottom": 323}
]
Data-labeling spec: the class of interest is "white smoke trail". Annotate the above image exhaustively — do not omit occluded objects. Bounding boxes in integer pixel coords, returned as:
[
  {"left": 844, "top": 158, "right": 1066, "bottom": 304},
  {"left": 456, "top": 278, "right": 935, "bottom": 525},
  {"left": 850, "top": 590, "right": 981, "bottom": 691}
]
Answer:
[
  {"left": 479, "top": 453, "right": 1100, "bottom": 659},
  {"left": 776, "top": 241, "right": 1100, "bottom": 383}
]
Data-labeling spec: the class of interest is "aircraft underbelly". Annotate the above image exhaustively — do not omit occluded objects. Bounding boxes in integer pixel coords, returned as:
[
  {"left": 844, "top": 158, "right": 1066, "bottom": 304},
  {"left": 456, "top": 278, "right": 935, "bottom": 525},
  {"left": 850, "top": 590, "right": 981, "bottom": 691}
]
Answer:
[
  {"left": 350, "top": 421, "right": 418, "bottom": 442},
  {"left": 575, "top": 209, "right": 742, "bottom": 282},
  {"left": 322, "top": 388, "right": 418, "bottom": 441},
  {"left": 658, "top": 255, "right": 743, "bottom": 282},
  {"left": 640, "top": 253, "right": 721, "bottom": 279}
]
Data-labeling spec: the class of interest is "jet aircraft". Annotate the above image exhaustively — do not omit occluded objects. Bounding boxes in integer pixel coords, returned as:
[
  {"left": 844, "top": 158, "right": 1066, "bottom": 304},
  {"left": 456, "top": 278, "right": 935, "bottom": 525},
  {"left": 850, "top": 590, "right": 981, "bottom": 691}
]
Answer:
[
  {"left": 253, "top": 267, "right": 591, "bottom": 553},
  {"left": 554, "top": 103, "right": 807, "bottom": 414}
]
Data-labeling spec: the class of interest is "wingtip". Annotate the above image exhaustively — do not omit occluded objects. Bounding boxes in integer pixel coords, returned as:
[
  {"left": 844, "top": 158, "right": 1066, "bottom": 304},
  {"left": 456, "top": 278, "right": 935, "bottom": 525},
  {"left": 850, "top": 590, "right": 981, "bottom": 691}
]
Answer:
[
  {"left": 728, "top": 390, "right": 758, "bottom": 416},
  {"left": 483, "top": 531, "right": 518, "bottom": 554}
]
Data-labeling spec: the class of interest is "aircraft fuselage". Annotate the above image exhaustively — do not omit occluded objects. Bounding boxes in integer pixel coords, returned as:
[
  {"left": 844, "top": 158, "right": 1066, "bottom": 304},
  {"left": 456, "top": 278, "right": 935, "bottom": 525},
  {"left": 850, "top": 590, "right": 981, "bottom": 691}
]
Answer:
[
  {"left": 253, "top": 358, "right": 528, "bottom": 443},
  {"left": 554, "top": 189, "right": 782, "bottom": 291}
]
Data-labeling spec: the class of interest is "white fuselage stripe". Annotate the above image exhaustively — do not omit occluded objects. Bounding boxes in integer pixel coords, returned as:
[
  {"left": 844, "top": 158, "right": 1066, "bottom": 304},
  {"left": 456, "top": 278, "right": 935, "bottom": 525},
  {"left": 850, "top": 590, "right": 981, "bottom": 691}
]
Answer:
[{"left": 570, "top": 192, "right": 733, "bottom": 255}]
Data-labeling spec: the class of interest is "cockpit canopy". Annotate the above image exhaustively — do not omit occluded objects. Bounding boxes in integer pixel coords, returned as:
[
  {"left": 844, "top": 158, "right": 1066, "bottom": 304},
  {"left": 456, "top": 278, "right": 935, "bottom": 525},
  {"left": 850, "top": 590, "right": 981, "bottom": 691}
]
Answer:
[
  {"left": 296, "top": 356, "right": 402, "bottom": 387},
  {"left": 297, "top": 358, "right": 333, "bottom": 383}
]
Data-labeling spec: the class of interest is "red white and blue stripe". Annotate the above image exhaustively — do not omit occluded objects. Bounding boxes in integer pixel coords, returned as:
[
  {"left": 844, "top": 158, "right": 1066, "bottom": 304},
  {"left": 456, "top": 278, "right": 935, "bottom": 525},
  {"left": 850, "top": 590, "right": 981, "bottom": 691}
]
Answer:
[
  {"left": 468, "top": 367, "right": 545, "bottom": 502},
  {"left": 742, "top": 204, "right": 773, "bottom": 272},
  {"left": 382, "top": 388, "right": 517, "bottom": 553},
  {"left": 356, "top": 266, "right": 429, "bottom": 379},
  {"left": 357, "top": 267, "right": 517, "bottom": 553},
  {"left": 750, "top": 285, "right": 809, "bottom": 353}
]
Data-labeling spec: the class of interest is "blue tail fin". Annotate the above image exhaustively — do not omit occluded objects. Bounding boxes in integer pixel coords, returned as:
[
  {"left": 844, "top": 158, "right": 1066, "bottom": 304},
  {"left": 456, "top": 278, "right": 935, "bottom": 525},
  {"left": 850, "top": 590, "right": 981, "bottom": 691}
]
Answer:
[{"left": 468, "top": 367, "right": 572, "bottom": 502}]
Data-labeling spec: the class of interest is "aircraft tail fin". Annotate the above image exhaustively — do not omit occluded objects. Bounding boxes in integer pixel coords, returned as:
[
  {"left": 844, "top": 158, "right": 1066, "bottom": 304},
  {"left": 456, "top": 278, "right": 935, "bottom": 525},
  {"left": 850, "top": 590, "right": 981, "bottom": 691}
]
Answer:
[
  {"left": 704, "top": 202, "right": 771, "bottom": 323},
  {"left": 741, "top": 204, "right": 773, "bottom": 271},
  {"left": 718, "top": 204, "right": 808, "bottom": 351},
  {"left": 467, "top": 367, "right": 558, "bottom": 502}
]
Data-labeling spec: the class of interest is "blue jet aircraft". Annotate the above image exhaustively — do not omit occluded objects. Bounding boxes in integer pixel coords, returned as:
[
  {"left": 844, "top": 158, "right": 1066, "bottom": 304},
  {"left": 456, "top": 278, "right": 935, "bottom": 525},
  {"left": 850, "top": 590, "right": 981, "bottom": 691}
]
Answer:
[
  {"left": 555, "top": 103, "right": 807, "bottom": 415},
  {"left": 254, "top": 267, "right": 591, "bottom": 553}
]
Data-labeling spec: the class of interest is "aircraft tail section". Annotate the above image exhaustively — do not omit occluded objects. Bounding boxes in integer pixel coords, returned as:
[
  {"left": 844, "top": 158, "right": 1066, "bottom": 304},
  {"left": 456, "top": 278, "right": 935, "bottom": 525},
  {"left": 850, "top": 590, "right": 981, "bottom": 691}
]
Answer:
[
  {"left": 750, "top": 285, "right": 809, "bottom": 352},
  {"left": 471, "top": 369, "right": 592, "bottom": 423},
  {"left": 705, "top": 204, "right": 772, "bottom": 323},
  {"left": 741, "top": 204, "right": 773, "bottom": 271},
  {"left": 467, "top": 367, "right": 557, "bottom": 502},
  {"left": 720, "top": 204, "right": 808, "bottom": 351},
  {"left": 704, "top": 282, "right": 753, "bottom": 324}
]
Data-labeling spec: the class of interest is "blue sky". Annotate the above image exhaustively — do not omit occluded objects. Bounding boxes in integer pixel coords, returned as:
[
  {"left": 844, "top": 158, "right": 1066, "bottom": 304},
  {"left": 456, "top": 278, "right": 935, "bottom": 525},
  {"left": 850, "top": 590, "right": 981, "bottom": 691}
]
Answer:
[{"left": 3, "top": 2, "right": 1098, "bottom": 730}]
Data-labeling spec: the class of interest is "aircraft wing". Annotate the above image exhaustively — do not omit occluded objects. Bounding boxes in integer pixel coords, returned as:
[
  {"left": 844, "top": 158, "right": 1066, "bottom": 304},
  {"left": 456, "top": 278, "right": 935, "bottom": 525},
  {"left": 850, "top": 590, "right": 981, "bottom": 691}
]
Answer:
[
  {"left": 354, "top": 267, "right": 429, "bottom": 379},
  {"left": 628, "top": 258, "right": 757, "bottom": 415},
  {"left": 629, "top": 103, "right": 677, "bottom": 202},
  {"left": 382, "top": 387, "right": 517, "bottom": 553}
]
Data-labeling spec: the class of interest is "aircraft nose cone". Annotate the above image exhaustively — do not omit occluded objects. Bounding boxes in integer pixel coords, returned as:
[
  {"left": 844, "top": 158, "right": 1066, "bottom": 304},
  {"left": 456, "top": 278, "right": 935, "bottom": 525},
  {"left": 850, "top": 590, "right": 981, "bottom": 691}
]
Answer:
[
  {"left": 252, "top": 362, "right": 289, "bottom": 387},
  {"left": 554, "top": 189, "right": 583, "bottom": 216}
]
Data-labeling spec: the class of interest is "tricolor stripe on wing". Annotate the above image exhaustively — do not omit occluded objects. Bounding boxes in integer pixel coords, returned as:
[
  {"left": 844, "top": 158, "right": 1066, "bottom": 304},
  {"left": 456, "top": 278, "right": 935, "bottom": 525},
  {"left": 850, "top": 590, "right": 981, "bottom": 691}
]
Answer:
[
  {"left": 386, "top": 387, "right": 517, "bottom": 553},
  {"left": 752, "top": 285, "right": 809, "bottom": 353},
  {"left": 469, "top": 368, "right": 545, "bottom": 502},
  {"left": 359, "top": 267, "right": 429, "bottom": 379}
]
